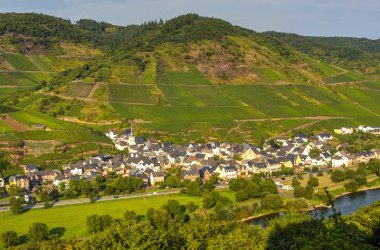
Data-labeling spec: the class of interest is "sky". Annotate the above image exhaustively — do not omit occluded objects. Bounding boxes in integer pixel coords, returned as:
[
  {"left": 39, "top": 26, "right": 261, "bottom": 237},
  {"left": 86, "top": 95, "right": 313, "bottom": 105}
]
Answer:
[{"left": 1, "top": 0, "right": 379, "bottom": 39}]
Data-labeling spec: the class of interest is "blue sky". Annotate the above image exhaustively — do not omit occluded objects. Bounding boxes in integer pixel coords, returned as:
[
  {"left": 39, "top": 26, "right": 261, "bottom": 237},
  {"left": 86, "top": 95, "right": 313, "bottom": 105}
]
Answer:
[{"left": 1, "top": 0, "right": 379, "bottom": 39}]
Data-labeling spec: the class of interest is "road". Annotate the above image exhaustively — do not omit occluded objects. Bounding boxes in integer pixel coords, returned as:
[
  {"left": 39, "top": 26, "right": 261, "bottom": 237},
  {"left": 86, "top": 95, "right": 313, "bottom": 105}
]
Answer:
[
  {"left": 0, "top": 185, "right": 229, "bottom": 213},
  {"left": 0, "top": 190, "right": 180, "bottom": 212}
]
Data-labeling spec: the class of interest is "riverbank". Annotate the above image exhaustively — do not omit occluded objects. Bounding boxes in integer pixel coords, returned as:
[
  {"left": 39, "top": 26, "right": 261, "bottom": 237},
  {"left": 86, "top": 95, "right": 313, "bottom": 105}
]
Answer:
[{"left": 242, "top": 183, "right": 380, "bottom": 224}]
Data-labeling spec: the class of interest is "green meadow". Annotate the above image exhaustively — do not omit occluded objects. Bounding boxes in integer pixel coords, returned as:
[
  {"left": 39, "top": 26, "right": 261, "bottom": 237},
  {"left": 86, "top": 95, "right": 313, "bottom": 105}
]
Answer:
[{"left": 0, "top": 190, "right": 235, "bottom": 241}]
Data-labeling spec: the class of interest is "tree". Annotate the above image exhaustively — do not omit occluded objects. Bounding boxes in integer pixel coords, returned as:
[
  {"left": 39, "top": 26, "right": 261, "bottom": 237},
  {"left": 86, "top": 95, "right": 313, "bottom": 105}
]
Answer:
[
  {"left": 344, "top": 180, "right": 358, "bottom": 192},
  {"left": 235, "top": 190, "right": 249, "bottom": 202},
  {"left": 293, "top": 186, "right": 305, "bottom": 198},
  {"left": 354, "top": 174, "right": 367, "bottom": 186},
  {"left": 87, "top": 214, "right": 113, "bottom": 233},
  {"left": 28, "top": 222, "right": 49, "bottom": 242},
  {"left": 228, "top": 178, "right": 248, "bottom": 192},
  {"left": 260, "top": 179, "right": 278, "bottom": 195},
  {"left": 203, "top": 180, "right": 215, "bottom": 192},
  {"left": 124, "top": 210, "right": 137, "bottom": 222},
  {"left": 9, "top": 196, "right": 23, "bottom": 215},
  {"left": 291, "top": 177, "right": 301, "bottom": 188},
  {"left": 202, "top": 194, "right": 216, "bottom": 209},
  {"left": 186, "top": 202, "right": 198, "bottom": 213},
  {"left": 331, "top": 170, "right": 346, "bottom": 183},
  {"left": 246, "top": 182, "right": 261, "bottom": 198},
  {"left": 261, "top": 194, "right": 283, "bottom": 210},
  {"left": 165, "top": 176, "right": 182, "bottom": 188},
  {"left": 307, "top": 177, "right": 319, "bottom": 187},
  {"left": 187, "top": 180, "right": 201, "bottom": 196},
  {"left": 2, "top": 231, "right": 19, "bottom": 248}
]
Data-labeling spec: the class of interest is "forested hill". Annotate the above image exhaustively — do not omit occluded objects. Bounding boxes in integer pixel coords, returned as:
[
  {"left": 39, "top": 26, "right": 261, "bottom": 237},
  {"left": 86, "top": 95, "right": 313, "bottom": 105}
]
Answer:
[
  {"left": 307, "top": 36, "right": 380, "bottom": 53},
  {"left": 265, "top": 32, "right": 380, "bottom": 74},
  {"left": 51, "top": 13, "right": 350, "bottom": 85}
]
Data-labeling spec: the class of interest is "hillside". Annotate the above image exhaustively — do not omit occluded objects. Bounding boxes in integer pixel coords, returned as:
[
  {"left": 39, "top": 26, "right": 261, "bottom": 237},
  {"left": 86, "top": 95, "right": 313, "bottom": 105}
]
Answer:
[
  {"left": 266, "top": 32, "right": 380, "bottom": 74},
  {"left": 0, "top": 13, "right": 379, "bottom": 164}
]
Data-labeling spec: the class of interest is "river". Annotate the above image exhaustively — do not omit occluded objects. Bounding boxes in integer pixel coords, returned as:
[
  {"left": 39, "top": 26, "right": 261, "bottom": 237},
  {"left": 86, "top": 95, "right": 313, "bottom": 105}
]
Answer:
[{"left": 249, "top": 187, "right": 380, "bottom": 227}]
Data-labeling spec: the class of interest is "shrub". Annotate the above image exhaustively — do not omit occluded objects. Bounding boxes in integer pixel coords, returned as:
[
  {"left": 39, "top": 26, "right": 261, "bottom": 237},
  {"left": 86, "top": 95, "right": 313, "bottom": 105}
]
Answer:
[{"left": 2, "top": 231, "right": 19, "bottom": 248}]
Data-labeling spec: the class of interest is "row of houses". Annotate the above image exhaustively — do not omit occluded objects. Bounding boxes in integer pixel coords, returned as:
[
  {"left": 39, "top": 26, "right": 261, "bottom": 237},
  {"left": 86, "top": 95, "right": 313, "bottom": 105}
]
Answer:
[
  {"left": 334, "top": 125, "right": 380, "bottom": 135},
  {"left": 2, "top": 129, "right": 380, "bottom": 191}
]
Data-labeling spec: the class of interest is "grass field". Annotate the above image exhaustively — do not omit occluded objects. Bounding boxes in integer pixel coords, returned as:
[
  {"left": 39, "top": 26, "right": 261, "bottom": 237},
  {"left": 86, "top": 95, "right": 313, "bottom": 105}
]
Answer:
[
  {"left": 0, "top": 190, "right": 234, "bottom": 241},
  {"left": 65, "top": 82, "right": 96, "bottom": 98},
  {"left": 3, "top": 53, "right": 39, "bottom": 71}
]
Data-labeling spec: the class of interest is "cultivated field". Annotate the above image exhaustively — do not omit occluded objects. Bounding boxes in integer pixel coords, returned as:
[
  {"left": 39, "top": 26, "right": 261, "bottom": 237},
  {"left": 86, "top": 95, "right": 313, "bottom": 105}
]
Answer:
[{"left": 65, "top": 82, "right": 96, "bottom": 98}]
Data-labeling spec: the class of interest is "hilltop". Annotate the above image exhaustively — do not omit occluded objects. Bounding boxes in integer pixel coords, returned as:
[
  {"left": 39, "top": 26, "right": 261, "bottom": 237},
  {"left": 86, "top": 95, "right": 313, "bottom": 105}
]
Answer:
[{"left": 0, "top": 13, "right": 379, "bottom": 167}]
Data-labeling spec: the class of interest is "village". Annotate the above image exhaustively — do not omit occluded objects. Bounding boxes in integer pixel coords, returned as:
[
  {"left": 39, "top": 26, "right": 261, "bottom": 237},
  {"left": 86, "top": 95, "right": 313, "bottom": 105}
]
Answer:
[{"left": 1, "top": 125, "right": 380, "bottom": 198}]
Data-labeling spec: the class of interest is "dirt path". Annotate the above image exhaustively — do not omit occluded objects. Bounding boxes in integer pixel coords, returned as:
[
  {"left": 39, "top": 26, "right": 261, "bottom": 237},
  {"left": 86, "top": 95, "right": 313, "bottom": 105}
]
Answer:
[
  {"left": 59, "top": 117, "right": 120, "bottom": 125},
  {"left": 87, "top": 82, "right": 103, "bottom": 99},
  {"left": 234, "top": 116, "right": 345, "bottom": 123},
  {"left": 0, "top": 114, "right": 30, "bottom": 131}
]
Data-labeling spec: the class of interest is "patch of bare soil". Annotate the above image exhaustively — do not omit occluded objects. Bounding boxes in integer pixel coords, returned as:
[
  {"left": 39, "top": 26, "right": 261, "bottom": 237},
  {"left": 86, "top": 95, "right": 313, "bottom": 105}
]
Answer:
[{"left": 0, "top": 114, "right": 29, "bottom": 131}]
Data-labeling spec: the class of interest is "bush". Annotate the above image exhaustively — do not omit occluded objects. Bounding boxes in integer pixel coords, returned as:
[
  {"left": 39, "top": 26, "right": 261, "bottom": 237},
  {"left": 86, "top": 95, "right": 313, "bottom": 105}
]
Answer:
[
  {"left": 2, "top": 231, "right": 19, "bottom": 248},
  {"left": 28, "top": 222, "right": 49, "bottom": 242}
]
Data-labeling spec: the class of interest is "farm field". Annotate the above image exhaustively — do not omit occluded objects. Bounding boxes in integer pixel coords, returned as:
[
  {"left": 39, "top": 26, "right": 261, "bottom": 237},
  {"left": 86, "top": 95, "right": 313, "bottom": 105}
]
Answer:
[
  {"left": 65, "top": 82, "right": 96, "bottom": 98},
  {"left": 160, "top": 65, "right": 211, "bottom": 85},
  {"left": 3, "top": 53, "right": 39, "bottom": 71},
  {"left": 9, "top": 110, "right": 84, "bottom": 130},
  {"left": 108, "top": 84, "right": 156, "bottom": 104},
  {"left": 324, "top": 71, "right": 367, "bottom": 84},
  {"left": 0, "top": 190, "right": 233, "bottom": 241},
  {"left": 315, "top": 62, "right": 342, "bottom": 77},
  {"left": 159, "top": 85, "right": 241, "bottom": 106},
  {"left": 0, "top": 72, "right": 51, "bottom": 86}
]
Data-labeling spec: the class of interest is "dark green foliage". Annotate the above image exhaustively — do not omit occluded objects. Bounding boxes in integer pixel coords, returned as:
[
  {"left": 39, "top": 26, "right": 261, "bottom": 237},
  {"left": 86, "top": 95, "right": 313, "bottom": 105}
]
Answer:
[
  {"left": 123, "top": 210, "right": 137, "bottom": 222},
  {"left": 186, "top": 179, "right": 201, "bottom": 196},
  {"left": 0, "top": 13, "right": 96, "bottom": 52},
  {"left": 28, "top": 222, "right": 49, "bottom": 242},
  {"left": 331, "top": 170, "right": 346, "bottom": 183},
  {"left": 235, "top": 190, "right": 249, "bottom": 202},
  {"left": 186, "top": 201, "right": 199, "bottom": 213},
  {"left": 261, "top": 194, "right": 284, "bottom": 210},
  {"left": 9, "top": 196, "right": 23, "bottom": 215},
  {"left": 344, "top": 180, "right": 359, "bottom": 192},
  {"left": 266, "top": 32, "right": 380, "bottom": 73},
  {"left": 307, "top": 176, "right": 319, "bottom": 187},
  {"left": 165, "top": 175, "right": 182, "bottom": 188},
  {"left": 292, "top": 177, "right": 301, "bottom": 188},
  {"left": 87, "top": 214, "right": 113, "bottom": 233},
  {"left": 1, "top": 230, "right": 19, "bottom": 248}
]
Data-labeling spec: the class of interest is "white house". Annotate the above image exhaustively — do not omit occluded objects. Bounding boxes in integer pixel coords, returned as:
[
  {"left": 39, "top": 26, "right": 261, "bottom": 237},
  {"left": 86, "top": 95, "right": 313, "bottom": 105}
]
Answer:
[
  {"left": 332, "top": 153, "right": 349, "bottom": 168},
  {"left": 334, "top": 127, "right": 353, "bottom": 135},
  {"left": 317, "top": 134, "right": 333, "bottom": 142},
  {"left": 105, "top": 130, "right": 118, "bottom": 140},
  {"left": 219, "top": 166, "right": 238, "bottom": 180}
]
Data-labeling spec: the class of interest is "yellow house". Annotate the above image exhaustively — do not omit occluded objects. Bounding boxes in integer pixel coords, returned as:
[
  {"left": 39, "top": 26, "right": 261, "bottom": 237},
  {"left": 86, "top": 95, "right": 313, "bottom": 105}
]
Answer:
[{"left": 241, "top": 148, "right": 260, "bottom": 160}]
